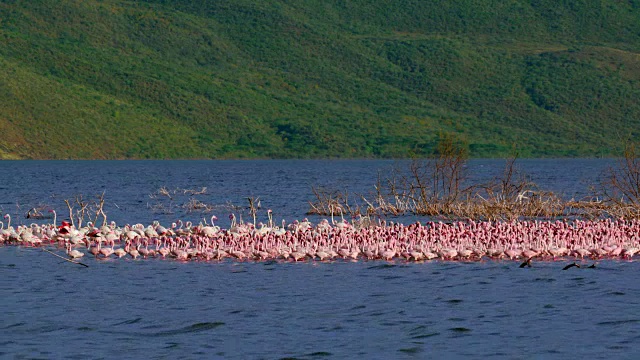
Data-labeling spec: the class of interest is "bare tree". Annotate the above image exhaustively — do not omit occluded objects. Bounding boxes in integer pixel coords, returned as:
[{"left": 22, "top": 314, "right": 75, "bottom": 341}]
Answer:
[{"left": 600, "top": 142, "right": 640, "bottom": 218}]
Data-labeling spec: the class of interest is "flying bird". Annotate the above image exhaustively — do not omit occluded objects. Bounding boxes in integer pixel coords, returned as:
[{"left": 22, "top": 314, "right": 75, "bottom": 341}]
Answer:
[
  {"left": 562, "top": 262, "right": 581, "bottom": 270},
  {"left": 519, "top": 257, "right": 532, "bottom": 268}
]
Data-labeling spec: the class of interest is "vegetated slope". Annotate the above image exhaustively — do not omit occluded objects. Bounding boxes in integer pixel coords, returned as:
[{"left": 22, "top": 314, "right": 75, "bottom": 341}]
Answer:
[{"left": 0, "top": 0, "right": 639, "bottom": 159}]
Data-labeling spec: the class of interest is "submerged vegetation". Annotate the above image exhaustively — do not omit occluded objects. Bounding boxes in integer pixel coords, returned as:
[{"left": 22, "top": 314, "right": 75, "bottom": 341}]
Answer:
[{"left": 1, "top": 1, "right": 640, "bottom": 159}]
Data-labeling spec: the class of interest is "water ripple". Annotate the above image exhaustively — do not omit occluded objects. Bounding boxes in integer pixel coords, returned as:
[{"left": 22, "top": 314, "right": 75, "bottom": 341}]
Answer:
[
  {"left": 150, "top": 322, "right": 225, "bottom": 337},
  {"left": 3, "top": 244, "right": 640, "bottom": 359},
  {"left": 112, "top": 317, "right": 143, "bottom": 326},
  {"left": 398, "top": 347, "right": 423, "bottom": 354},
  {"left": 449, "top": 327, "right": 472, "bottom": 333},
  {"left": 306, "top": 352, "right": 332, "bottom": 357},
  {"left": 597, "top": 319, "right": 640, "bottom": 326},
  {"left": 367, "top": 264, "right": 397, "bottom": 270},
  {"left": 3, "top": 322, "right": 25, "bottom": 330}
]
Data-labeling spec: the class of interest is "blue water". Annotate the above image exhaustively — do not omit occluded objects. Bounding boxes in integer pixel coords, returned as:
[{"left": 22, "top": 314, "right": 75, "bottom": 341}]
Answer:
[
  {"left": 0, "top": 159, "right": 614, "bottom": 228},
  {"left": 2, "top": 159, "right": 639, "bottom": 359}
]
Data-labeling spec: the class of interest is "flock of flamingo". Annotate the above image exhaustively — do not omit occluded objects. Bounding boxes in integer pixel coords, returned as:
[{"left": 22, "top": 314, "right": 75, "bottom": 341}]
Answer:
[{"left": 1, "top": 210, "right": 640, "bottom": 263}]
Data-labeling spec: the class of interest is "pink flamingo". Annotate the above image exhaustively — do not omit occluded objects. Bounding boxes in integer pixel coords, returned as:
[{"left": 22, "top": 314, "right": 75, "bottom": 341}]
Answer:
[{"left": 100, "top": 240, "right": 115, "bottom": 258}]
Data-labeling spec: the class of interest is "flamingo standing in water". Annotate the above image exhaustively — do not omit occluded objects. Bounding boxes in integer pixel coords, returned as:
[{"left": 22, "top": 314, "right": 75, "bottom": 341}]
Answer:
[
  {"left": 99, "top": 240, "right": 115, "bottom": 258},
  {"left": 66, "top": 243, "right": 85, "bottom": 260},
  {"left": 154, "top": 221, "right": 169, "bottom": 236},
  {"left": 2, "top": 216, "right": 639, "bottom": 263},
  {"left": 157, "top": 239, "right": 170, "bottom": 258},
  {"left": 0, "top": 221, "right": 7, "bottom": 242},
  {"left": 125, "top": 241, "right": 140, "bottom": 259},
  {"left": 381, "top": 247, "right": 396, "bottom": 261},
  {"left": 138, "top": 240, "right": 154, "bottom": 258},
  {"left": 199, "top": 216, "right": 220, "bottom": 238},
  {"left": 3, "top": 214, "right": 13, "bottom": 232},
  {"left": 87, "top": 239, "right": 100, "bottom": 257},
  {"left": 49, "top": 210, "right": 57, "bottom": 227},
  {"left": 113, "top": 246, "right": 127, "bottom": 258}
]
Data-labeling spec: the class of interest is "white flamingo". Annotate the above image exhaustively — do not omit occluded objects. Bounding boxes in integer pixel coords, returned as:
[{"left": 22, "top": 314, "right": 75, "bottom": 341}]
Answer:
[{"left": 66, "top": 243, "right": 85, "bottom": 260}]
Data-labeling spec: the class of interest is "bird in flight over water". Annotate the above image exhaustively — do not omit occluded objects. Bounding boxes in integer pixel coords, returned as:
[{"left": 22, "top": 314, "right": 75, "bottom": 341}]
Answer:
[{"left": 562, "top": 262, "right": 581, "bottom": 270}]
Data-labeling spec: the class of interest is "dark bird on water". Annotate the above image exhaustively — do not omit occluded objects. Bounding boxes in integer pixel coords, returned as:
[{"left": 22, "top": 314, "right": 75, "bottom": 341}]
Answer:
[
  {"left": 519, "top": 257, "right": 532, "bottom": 268},
  {"left": 562, "top": 262, "right": 581, "bottom": 270}
]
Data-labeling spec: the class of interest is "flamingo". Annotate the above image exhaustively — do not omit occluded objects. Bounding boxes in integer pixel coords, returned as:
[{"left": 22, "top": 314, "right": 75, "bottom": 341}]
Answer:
[
  {"left": 199, "top": 216, "right": 220, "bottom": 237},
  {"left": 66, "top": 243, "right": 85, "bottom": 260},
  {"left": 123, "top": 226, "right": 140, "bottom": 242},
  {"left": 315, "top": 247, "right": 331, "bottom": 261},
  {"left": 113, "top": 246, "right": 127, "bottom": 258},
  {"left": 3, "top": 214, "right": 13, "bottom": 231},
  {"left": 154, "top": 221, "right": 169, "bottom": 236},
  {"left": 410, "top": 249, "right": 424, "bottom": 261},
  {"left": 424, "top": 251, "right": 438, "bottom": 260},
  {"left": 127, "top": 242, "right": 140, "bottom": 259},
  {"left": 267, "top": 210, "right": 273, "bottom": 228},
  {"left": 88, "top": 240, "right": 101, "bottom": 257},
  {"left": 138, "top": 240, "right": 151, "bottom": 258},
  {"left": 49, "top": 210, "right": 57, "bottom": 227},
  {"left": 0, "top": 216, "right": 636, "bottom": 264},
  {"left": 381, "top": 247, "right": 396, "bottom": 261},
  {"left": 290, "top": 248, "right": 306, "bottom": 261},
  {"left": 270, "top": 219, "right": 287, "bottom": 237},
  {"left": 522, "top": 249, "right": 538, "bottom": 259},
  {"left": 157, "top": 239, "right": 170, "bottom": 258},
  {"left": 144, "top": 225, "right": 159, "bottom": 239},
  {"left": 100, "top": 240, "right": 115, "bottom": 258}
]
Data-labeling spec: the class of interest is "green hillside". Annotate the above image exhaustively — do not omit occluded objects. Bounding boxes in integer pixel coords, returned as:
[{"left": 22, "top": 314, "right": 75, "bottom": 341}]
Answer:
[{"left": 1, "top": 0, "right": 639, "bottom": 159}]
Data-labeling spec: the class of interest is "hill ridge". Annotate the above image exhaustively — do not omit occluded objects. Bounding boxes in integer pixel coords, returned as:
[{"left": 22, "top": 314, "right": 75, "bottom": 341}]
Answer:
[{"left": 0, "top": 0, "right": 639, "bottom": 159}]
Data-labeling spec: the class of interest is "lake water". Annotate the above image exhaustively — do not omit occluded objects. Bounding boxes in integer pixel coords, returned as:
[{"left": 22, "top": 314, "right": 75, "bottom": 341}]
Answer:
[
  {"left": 0, "top": 159, "right": 615, "bottom": 227},
  {"left": 2, "top": 159, "right": 640, "bottom": 359}
]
